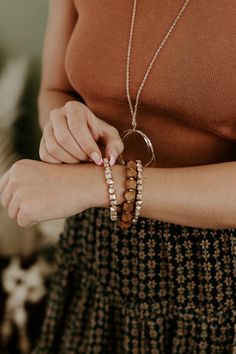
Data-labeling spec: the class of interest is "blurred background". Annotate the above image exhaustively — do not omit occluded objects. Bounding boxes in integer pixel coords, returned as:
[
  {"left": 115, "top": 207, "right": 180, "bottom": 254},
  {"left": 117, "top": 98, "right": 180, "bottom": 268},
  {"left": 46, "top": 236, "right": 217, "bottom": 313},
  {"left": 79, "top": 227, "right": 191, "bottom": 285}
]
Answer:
[
  {"left": 0, "top": 1, "right": 65, "bottom": 353},
  {"left": 0, "top": 0, "right": 48, "bottom": 157}
]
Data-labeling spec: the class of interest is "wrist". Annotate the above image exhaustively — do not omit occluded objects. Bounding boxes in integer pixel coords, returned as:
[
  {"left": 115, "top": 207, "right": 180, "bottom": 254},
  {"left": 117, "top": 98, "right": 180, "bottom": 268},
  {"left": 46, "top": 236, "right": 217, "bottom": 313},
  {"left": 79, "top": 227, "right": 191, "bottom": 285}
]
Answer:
[{"left": 91, "top": 163, "right": 126, "bottom": 209}]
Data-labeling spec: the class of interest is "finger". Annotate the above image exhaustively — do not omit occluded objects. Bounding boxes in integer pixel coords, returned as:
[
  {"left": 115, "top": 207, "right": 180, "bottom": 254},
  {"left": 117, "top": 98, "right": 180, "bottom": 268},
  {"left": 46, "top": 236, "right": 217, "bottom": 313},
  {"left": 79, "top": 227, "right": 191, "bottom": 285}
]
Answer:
[
  {"left": 8, "top": 198, "right": 20, "bottom": 220},
  {"left": 51, "top": 110, "right": 88, "bottom": 161},
  {"left": 100, "top": 122, "right": 124, "bottom": 165},
  {"left": 105, "top": 139, "right": 124, "bottom": 166},
  {"left": 67, "top": 112, "right": 103, "bottom": 165},
  {"left": 16, "top": 206, "right": 36, "bottom": 227},
  {"left": 0, "top": 169, "right": 10, "bottom": 194},
  {"left": 44, "top": 125, "right": 80, "bottom": 163},
  {"left": 17, "top": 207, "right": 29, "bottom": 228},
  {"left": 17, "top": 207, "right": 38, "bottom": 228},
  {"left": 1, "top": 181, "right": 13, "bottom": 209},
  {"left": 39, "top": 138, "right": 62, "bottom": 164}
]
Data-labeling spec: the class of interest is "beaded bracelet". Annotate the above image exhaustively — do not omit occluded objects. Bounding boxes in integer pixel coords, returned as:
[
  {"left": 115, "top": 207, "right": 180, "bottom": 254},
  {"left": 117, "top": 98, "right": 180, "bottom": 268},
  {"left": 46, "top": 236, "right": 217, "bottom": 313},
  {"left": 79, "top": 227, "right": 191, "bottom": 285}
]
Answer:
[
  {"left": 103, "top": 157, "right": 119, "bottom": 221},
  {"left": 131, "top": 160, "right": 143, "bottom": 223},
  {"left": 118, "top": 159, "right": 143, "bottom": 230},
  {"left": 118, "top": 160, "right": 137, "bottom": 229}
]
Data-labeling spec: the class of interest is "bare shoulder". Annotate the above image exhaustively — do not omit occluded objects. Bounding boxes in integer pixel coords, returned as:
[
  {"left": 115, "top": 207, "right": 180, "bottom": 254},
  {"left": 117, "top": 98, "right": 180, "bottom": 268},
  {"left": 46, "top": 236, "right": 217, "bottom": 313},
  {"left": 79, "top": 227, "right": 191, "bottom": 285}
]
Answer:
[{"left": 39, "top": 0, "right": 78, "bottom": 93}]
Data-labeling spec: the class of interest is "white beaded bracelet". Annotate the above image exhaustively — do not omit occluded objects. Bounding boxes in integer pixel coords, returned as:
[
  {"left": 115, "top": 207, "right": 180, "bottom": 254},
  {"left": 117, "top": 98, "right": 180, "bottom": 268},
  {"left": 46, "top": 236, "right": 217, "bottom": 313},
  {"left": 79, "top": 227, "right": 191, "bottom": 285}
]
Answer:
[
  {"left": 132, "top": 160, "right": 143, "bottom": 223},
  {"left": 103, "top": 157, "right": 119, "bottom": 221}
]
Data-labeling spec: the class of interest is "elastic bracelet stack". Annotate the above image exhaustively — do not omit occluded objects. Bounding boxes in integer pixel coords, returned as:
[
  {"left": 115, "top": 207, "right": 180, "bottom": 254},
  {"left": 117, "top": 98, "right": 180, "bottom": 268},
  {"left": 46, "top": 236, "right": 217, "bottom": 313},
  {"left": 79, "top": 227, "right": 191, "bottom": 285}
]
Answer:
[{"left": 102, "top": 158, "right": 143, "bottom": 230}]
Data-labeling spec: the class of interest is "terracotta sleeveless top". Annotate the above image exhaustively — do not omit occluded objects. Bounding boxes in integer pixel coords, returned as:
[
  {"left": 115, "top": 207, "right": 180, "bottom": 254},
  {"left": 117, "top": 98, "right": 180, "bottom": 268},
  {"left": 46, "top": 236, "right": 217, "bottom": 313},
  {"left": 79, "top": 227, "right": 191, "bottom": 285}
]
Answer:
[{"left": 65, "top": 0, "right": 236, "bottom": 168}]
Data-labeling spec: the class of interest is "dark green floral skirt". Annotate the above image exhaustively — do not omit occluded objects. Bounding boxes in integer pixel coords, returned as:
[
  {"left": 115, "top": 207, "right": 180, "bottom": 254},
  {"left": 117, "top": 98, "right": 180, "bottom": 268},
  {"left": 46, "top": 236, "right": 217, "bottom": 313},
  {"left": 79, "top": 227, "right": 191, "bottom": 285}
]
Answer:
[{"left": 32, "top": 207, "right": 236, "bottom": 354}]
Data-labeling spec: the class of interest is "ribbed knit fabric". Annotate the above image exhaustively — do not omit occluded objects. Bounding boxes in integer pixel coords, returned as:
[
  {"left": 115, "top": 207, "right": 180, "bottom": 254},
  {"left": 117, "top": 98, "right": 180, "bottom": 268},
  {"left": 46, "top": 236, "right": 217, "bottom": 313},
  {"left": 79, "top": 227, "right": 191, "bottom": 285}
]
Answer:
[{"left": 65, "top": 0, "right": 236, "bottom": 168}]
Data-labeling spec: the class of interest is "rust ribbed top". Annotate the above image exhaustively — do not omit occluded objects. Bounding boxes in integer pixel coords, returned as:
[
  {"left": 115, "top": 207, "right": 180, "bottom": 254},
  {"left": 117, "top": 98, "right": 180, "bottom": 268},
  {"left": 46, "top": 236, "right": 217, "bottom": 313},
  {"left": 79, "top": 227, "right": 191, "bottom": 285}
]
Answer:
[{"left": 65, "top": 0, "right": 236, "bottom": 167}]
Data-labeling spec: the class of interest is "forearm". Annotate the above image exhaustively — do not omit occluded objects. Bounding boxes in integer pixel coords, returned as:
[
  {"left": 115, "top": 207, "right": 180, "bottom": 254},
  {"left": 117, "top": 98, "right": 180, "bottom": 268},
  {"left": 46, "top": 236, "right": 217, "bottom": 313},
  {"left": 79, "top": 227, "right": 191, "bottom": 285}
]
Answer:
[
  {"left": 3, "top": 159, "right": 235, "bottom": 229},
  {"left": 37, "top": 89, "right": 82, "bottom": 130},
  {"left": 96, "top": 161, "right": 236, "bottom": 230}
]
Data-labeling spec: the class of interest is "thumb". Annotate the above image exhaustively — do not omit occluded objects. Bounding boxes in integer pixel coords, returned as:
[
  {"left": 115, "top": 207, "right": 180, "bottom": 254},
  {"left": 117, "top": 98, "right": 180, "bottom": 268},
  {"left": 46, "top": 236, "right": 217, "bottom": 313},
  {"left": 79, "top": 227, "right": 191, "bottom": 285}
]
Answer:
[
  {"left": 106, "top": 141, "right": 124, "bottom": 166},
  {"left": 101, "top": 124, "right": 124, "bottom": 166}
]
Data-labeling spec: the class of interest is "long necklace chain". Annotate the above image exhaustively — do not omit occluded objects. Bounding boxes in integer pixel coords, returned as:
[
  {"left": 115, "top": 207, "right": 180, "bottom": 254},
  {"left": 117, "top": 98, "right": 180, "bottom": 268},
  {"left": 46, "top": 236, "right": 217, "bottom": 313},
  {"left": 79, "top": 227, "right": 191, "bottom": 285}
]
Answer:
[{"left": 126, "top": 0, "right": 191, "bottom": 130}]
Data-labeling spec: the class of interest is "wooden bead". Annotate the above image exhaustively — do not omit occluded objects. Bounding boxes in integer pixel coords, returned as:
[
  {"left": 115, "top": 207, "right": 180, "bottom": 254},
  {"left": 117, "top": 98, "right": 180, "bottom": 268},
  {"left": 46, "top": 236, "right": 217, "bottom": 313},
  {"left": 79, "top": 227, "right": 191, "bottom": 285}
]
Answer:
[
  {"left": 123, "top": 202, "right": 134, "bottom": 212},
  {"left": 126, "top": 179, "right": 137, "bottom": 190},
  {"left": 121, "top": 212, "right": 133, "bottom": 222},
  {"left": 124, "top": 190, "right": 136, "bottom": 202},
  {"left": 126, "top": 168, "right": 137, "bottom": 178},
  {"left": 117, "top": 159, "right": 140, "bottom": 230},
  {"left": 126, "top": 160, "right": 137, "bottom": 169}
]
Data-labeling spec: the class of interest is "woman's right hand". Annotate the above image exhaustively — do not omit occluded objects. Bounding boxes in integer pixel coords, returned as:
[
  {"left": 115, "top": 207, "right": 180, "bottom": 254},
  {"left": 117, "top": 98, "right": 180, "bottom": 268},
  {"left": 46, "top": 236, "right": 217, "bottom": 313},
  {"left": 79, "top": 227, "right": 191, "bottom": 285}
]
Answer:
[{"left": 39, "top": 100, "right": 124, "bottom": 166}]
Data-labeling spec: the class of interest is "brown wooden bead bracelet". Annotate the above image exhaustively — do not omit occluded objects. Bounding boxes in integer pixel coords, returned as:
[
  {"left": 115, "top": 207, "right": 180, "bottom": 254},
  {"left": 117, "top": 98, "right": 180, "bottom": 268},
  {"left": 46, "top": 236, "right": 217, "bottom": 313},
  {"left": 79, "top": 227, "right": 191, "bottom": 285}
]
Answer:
[{"left": 118, "top": 159, "right": 143, "bottom": 230}]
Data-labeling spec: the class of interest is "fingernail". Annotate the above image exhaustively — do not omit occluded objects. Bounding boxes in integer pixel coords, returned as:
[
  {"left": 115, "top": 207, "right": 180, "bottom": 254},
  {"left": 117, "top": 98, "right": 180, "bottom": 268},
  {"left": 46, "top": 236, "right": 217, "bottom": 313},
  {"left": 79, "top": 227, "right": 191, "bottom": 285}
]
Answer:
[
  {"left": 97, "top": 159, "right": 104, "bottom": 166},
  {"left": 110, "top": 150, "right": 117, "bottom": 166},
  {"left": 90, "top": 152, "right": 103, "bottom": 165}
]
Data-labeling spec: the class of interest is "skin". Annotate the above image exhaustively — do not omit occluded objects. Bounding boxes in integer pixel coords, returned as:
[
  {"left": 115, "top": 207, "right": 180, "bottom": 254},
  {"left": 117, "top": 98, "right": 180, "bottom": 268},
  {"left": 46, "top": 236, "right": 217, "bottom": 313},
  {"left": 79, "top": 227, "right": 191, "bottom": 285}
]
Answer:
[
  {"left": 39, "top": 101, "right": 124, "bottom": 165},
  {"left": 0, "top": 0, "right": 235, "bottom": 229}
]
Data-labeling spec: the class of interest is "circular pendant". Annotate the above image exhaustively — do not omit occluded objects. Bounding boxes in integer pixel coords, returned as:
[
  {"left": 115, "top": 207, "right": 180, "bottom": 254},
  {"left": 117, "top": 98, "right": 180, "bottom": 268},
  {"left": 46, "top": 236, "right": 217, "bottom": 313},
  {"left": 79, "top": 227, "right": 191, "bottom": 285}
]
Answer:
[{"left": 118, "top": 129, "right": 157, "bottom": 167}]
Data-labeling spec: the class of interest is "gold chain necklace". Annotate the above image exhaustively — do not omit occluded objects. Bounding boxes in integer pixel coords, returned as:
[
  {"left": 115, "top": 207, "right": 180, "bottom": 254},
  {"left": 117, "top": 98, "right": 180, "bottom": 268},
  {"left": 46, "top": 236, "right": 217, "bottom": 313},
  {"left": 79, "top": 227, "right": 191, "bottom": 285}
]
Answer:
[{"left": 118, "top": 0, "right": 191, "bottom": 167}]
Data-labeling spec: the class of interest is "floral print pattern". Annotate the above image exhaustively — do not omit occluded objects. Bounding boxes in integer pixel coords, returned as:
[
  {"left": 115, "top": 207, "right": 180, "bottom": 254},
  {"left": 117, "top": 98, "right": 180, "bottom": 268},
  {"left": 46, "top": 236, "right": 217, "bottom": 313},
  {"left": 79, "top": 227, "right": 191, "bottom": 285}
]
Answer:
[{"left": 32, "top": 207, "right": 236, "bottom": 353}]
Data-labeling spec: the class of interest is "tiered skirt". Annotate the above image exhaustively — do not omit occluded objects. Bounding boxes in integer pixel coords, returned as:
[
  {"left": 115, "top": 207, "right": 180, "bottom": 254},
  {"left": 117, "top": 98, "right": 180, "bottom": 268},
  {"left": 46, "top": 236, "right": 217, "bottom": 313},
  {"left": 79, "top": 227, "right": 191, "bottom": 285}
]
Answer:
[{"left": 32, "top": 207, "right": 236, "bottom": 353}]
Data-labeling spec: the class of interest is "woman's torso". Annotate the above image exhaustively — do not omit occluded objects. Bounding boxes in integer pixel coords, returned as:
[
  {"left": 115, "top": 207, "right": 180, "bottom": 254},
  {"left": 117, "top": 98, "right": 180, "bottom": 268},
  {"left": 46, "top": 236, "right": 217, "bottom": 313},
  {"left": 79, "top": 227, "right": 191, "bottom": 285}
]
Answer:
[{"left": 65, "top": 0, "right": 236, "bottom": 167}]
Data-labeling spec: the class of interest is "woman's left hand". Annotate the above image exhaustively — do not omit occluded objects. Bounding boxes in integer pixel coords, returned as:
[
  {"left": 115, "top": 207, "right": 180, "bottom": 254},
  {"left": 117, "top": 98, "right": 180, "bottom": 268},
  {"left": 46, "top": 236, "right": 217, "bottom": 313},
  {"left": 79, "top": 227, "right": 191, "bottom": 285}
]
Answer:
[{"left": 0, "top": 159, "right": 98, "bottom": 227}]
